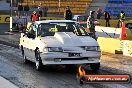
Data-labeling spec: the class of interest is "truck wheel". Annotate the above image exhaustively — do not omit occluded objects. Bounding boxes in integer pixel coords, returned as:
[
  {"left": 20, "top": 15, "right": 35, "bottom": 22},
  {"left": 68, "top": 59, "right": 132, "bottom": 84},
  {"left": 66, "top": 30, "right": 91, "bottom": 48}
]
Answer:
[
  {"left": 21, "top": 46, "right": 28, "bottom": 63},
  {"left": 90, "top": 63, "right": 100, "bottom": 72},
  {"left": 35, "top": 49, "right": 42, "bottom": 71}
]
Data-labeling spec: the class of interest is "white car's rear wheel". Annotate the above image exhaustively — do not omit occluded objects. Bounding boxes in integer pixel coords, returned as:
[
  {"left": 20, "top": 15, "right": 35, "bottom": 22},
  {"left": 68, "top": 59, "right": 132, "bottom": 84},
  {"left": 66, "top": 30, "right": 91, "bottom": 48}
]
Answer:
[{"left": 21, "top": 46, "right": 28, "bottom": 63}]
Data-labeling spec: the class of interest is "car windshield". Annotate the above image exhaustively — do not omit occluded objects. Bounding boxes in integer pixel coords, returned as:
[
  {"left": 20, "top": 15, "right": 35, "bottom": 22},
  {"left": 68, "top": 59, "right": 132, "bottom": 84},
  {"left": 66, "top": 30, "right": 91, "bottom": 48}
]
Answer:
[{"left": 37, "top": 22, "right": 88, "bottom": 37}]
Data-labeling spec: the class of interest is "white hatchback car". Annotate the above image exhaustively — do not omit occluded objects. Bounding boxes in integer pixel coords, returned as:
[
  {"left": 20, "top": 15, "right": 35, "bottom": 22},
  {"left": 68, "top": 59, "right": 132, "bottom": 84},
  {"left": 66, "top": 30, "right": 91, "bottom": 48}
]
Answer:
[{"left": 19, "top": 20, "right": 101, "bottom": 71}]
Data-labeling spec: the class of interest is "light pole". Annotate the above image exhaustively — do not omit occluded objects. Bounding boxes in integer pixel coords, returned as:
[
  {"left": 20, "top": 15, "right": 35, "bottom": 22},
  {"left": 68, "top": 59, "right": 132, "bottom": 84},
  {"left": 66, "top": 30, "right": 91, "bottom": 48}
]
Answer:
[
  {"left": 11, "top": 0, "right": 13, "bottom": 16},
  {"left": 10, "top": 0, "right": 13, "bottom": 31}
]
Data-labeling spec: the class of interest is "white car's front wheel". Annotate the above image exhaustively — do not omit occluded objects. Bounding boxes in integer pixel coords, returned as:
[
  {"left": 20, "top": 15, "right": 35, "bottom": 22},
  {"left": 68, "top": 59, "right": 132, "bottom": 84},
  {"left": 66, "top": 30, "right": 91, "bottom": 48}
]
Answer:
[
  {"left": 35, "top": 48, "right": 42, "bottom": 71},
  {"left": 36, "top": 60, "right": 41, "bottom": 70}
]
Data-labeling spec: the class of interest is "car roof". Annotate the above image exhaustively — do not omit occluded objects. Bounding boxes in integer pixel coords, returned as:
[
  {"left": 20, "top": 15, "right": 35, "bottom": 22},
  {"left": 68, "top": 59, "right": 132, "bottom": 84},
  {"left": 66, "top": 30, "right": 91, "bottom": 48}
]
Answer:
[
  {"left": 72, "top": 15, "right": 89, "bottom": 20},
  {"left": 73, "top": 15, "right": 81, "bottom": 17},
  {"left": 35, "top": 20, "right": 76, "bottom": 24},
  {"left": 73, "top": 15, "right": 88, "bottom": 17}
]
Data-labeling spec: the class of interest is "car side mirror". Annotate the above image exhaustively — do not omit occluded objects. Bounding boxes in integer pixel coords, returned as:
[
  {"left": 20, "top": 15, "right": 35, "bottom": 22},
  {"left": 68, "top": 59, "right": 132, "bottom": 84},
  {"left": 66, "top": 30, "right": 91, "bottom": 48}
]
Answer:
[
  {"left": 21, "top": 33, "right": 25, "bottom": 37},
  {"left": 88, "top": 32, "right": 94, "bottom": 37}
]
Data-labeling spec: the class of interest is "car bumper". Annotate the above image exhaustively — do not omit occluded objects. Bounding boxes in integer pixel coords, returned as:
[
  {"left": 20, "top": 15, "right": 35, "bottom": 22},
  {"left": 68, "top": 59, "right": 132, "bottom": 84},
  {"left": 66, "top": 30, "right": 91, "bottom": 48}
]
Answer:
[
  {"left": 40, "top": 51, "right": 101, "bottom": 65},
  {"left": 42, "top": 59, "right": 100, "bottom": 65}
]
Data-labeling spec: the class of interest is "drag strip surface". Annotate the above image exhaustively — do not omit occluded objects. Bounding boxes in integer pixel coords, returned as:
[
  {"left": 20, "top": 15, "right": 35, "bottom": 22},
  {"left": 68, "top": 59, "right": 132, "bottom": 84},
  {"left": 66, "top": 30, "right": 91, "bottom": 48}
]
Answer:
[{"left": 0, "top": 44, "right": 131, "bottom": 88}]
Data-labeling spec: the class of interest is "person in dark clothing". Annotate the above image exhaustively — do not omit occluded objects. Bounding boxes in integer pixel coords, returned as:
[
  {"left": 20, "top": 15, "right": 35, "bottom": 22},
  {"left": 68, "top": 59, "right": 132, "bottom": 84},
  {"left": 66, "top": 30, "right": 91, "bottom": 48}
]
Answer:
[
  {"left": 43, "top": 7, "right": 48, "bottom": 17},
  {"left": 31, "top": 11, "right": 40, "bottom": 22},
  {"left": 117, "top": 11, "right": 126, "bottom": 28},
  {"left": 24, "top": 4, "right": 29, "bottom": 16},
  {"left": 38, "top": 5, "right": 43, "bottom": 17},
  {"left": 18, "top": 3, "right": 23, "bottom": 16},
  {"left": 96, "top": 8, "right": 102, "bottom": 19},
  {"left": 104, "top": 11, "right": 110, "bottom": 27},
  {"left": 87, "top": 11, "right": 96, "bottom": 39},
  {"left": 119, "top": 11, "right": 125, "bottom": 20},
  {"left": 64, "top": 6, "right": 72, "bottom": 20}
]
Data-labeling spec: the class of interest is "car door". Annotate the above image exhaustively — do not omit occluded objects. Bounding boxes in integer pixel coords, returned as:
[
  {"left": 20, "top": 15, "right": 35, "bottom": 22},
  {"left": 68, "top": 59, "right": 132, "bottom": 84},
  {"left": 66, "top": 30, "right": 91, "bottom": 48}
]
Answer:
[{"left": 23, "top": 23, "right": 37, "bottom": 62}]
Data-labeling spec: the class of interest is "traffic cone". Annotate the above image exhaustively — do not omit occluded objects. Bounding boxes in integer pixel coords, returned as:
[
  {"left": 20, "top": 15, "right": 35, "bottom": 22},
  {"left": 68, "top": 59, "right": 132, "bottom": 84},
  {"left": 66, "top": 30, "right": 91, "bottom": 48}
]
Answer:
[
  {"left": 120, "top": 21, "right": 126, "bottom": 40},
  {"left": 115, "top": 21, "right": 126, "bottom": 54}
]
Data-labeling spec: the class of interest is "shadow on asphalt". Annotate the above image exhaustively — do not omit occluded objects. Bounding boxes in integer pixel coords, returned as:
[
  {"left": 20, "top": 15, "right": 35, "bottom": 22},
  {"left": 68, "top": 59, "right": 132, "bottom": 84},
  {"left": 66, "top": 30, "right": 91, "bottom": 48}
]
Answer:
[
  {"left": 22, "top": 59, "right": 132, "bottom": 79},
  {"left": 0, "top": 40, "right": 19, "bottom": 48},
  {"left": 21, "top": 60, "right": 101, "bottom": 75}
]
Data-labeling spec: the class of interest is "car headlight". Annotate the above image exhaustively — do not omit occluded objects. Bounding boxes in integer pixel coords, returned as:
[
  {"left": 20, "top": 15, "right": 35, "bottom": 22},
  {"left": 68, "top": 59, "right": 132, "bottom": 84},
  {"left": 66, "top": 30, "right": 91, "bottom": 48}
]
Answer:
[
  {"left": 84, "top": 46, "right": 100, "bottom": 51},
  {"left": 43, "top": 47, "right": 63, "bottom": 52}
]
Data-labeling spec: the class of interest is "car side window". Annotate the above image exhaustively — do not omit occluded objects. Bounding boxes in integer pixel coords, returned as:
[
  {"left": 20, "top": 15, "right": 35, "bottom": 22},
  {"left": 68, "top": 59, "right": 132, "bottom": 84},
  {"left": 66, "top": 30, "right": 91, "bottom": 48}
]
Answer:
[
  {"left": 37, "top": 23, "right": 56, "bottom": 37},
  {"left": 25, "top": 24, "right": 36, "bottom": 39}
]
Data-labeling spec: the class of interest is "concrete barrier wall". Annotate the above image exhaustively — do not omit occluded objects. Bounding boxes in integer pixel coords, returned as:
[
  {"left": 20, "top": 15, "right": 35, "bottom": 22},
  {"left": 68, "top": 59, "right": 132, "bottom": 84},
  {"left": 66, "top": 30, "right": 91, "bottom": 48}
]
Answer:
[
  {"left": 123, "top": 40, "right": 132, "bottom": 57},
  {"left": 98, "top": 19, "right": 132, "bottom": 27},
  {"left": 126, "top": 29, "right": 132, "bottom": 40},
  {"left": 97, "top": 36, "right": 132, "bottom": 55},
  {"left": 95, "top": 26, "right": 121, "bottom": 38},
  {"left": 97, "top": 37, "right": 121, "bottom": 53},
  {"left": 95, "top": 26, "right": 132, "bottom": 40}
]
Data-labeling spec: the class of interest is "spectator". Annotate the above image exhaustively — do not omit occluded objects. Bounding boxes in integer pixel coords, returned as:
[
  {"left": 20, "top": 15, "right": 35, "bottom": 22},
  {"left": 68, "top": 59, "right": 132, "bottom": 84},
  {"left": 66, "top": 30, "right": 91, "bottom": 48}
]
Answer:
[
  {"left": 96, "top": 8, "right": 102, "bottom": 19},
  {"left": 38, "top": 3, "right": 43, "bottom": 17},
  {"left": 24, "top": 4, "right": 29, "bottom": 16},
  {"left": 64, "top": 6, "right": 72, "bottom": 20},
  {"left": 43, "top": 6, "right": 48, "bottom": 17},
  {"left": 15, "top": 0, "right": 20, "bottom": 6},
  {"left": 18, "top": 3, "right": 23, "bottom": 16},
  {"left": 31, "top": 11, "right": 40, "bottom": 22},
  {"left": 14, "top": 10, "right": 17, "bottom": 16},
  {"left": 119, "top": 11, "right": 125, "bottom": 20},
  {"left": 117, "top": 11, "right": 125, "bottom": 28},
  {"left": 104, "top": 11, "right": 110, "bottom": 27}
]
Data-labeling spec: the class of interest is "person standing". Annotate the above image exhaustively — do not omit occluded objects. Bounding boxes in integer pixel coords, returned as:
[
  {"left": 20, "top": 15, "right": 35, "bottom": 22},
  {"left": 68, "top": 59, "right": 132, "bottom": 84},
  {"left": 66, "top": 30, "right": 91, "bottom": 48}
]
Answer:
[
  {"left": 43, "top": 6, "right": 48, "bottom": 17},
  {"left": 119, "top": 11, "right": 125, "bottom": 21},
  {"left": 38, "top": 3, "right": 43, "bottom": 17},
  {"left": 31, "top": 11, "right": 40, "bottom": 22},
  {"left": 18, "top": 3, "right": 23, "bottom": 16},
  {"left": 87, "top": 11, "right": 96, "bottom": 39},
  {"left": 117, "top": 11, "right": 126, "bottom": 28},
  {"left": 15, "top": 0, "right": 20, "bottom": 6},
  {"left": 104, "top": 11, "right": 110, "bottom": 27},
  {"left": 24, "top": 4, "right": 29, "bottom": 16},
  {"left": 64, "top": 6, "right": 72, "bottom": 20},
  {"left": 96, "top": 8, "right": 102, "bottom": 19}
]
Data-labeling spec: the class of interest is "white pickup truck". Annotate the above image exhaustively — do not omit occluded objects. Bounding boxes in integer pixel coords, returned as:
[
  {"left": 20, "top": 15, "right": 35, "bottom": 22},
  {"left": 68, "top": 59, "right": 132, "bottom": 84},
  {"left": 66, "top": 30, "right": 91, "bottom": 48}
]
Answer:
[{"left": 19, "top": 20, "right": 101, "bottom": 71}]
